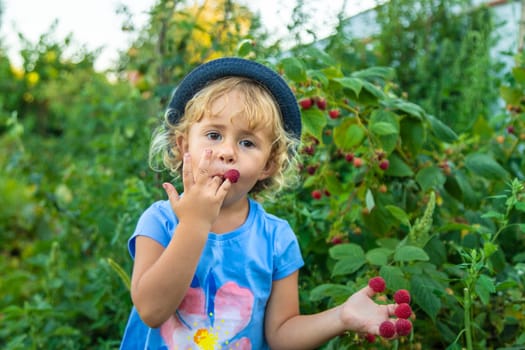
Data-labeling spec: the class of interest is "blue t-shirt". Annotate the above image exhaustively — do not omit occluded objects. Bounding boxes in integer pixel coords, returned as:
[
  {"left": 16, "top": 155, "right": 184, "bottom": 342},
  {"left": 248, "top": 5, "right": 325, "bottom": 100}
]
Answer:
[{"left": 120, "top": 198, "right": 304, "bottom": 350}]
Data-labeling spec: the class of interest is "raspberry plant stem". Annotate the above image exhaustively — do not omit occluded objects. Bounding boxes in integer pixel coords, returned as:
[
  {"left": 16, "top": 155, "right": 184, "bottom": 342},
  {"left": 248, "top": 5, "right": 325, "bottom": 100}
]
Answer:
[{"left": 463, "top": 287, "right": 473, "bottom": 350}]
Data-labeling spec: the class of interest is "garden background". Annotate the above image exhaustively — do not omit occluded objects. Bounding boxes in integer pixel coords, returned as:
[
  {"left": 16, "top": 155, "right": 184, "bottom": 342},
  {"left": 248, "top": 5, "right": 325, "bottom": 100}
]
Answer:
[{"left": 1, "top": 0, "right": 524, "bottom": 349}]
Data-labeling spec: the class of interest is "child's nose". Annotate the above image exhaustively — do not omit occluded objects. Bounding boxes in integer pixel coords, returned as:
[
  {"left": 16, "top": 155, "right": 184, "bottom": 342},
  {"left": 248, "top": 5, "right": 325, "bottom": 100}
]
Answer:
[{"left": 217, "top": 142, "right": 236, "bottom": 163}]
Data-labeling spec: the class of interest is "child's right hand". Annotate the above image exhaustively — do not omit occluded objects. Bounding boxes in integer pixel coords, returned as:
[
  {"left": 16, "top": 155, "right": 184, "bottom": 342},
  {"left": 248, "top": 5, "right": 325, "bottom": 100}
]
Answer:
[
  {"left": 162, "top": 149, "right": 231, "bottom": 231},
  {"left": 339, "top": 285, "right": 397, "bottom": 335}
]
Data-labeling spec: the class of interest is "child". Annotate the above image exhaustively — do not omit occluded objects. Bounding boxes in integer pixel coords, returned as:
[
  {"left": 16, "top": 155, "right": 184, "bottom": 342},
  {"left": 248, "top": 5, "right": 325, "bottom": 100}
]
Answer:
[{"left": 120, "top": 57, "right": 397, "bottom": 349}]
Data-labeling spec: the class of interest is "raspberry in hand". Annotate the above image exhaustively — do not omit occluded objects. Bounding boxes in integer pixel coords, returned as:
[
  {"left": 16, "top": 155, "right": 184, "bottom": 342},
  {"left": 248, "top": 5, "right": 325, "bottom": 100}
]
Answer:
[
  {"left": 379, "top": 320, "right": 396, "bottom": 338},
  {"left": 395, "top": 318, "right": 413, "bottom": 336},
  {"left": 394, "top": 303, "right": 412, "bottom": 319},
  {"left": 368, "top": 276, "right": 386, "bottom": 293},
  {"left": 393, "top": 289, "right": 411, "bottom": 304}
]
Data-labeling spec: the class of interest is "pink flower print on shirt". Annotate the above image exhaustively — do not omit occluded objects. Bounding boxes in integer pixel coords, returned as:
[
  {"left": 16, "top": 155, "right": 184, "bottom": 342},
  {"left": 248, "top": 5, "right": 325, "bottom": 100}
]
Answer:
[{"left": 160, "top": 281, "right": 254, "bottom": 350}]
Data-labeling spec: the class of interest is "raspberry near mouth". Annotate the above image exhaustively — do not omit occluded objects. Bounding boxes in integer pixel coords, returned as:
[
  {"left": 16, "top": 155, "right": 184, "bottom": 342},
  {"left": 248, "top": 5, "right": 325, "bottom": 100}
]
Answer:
[{"left": 223, "top": 169, "right": 240, "bottom": 183}]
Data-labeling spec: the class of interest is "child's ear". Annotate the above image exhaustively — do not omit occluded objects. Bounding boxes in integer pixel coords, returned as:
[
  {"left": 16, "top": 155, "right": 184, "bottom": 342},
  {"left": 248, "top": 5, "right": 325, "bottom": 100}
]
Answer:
[{"left": 175, "top": 134, "right": 188, "bottom": 154}]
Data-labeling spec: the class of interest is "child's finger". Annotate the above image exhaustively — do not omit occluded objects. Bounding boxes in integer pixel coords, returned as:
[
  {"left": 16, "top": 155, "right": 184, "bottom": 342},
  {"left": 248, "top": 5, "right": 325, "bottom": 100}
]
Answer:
[
  {"left": 362, "top": 285, "right": 377, "bottom": 298},
  {"left": 181, "top": 152, "right": 194, "bottom": 188},
  {"left": 194, "top": 149, "right": 213, "bottom": 183},
  {"left": 162, "top": 182, "right": 180, "bottom": 202},
  {"left": 385, "top": 303, "right": 397, "bottom": 318}
]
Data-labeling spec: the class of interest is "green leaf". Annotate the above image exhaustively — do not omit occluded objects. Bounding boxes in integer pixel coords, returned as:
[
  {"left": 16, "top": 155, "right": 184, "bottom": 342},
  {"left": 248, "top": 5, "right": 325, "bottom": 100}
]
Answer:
[
  {"left": 444, "top": 169, "right": 478, "bottom": 206},
  {"left": 52, "top": 326, "right": 81, "bottom": 336},
  {"left": 329, "top": 243, "right": 365, "bottom": 260},
  {"left": 329, "top": 244, "right": 366, "bottom": 276},
  {"left": 385, "top": 205, "right": 411, "bottom": 227},
  {"left": 483, "top": 242, "right": 498, "bottom": 258},
  {"left": 416, "top": 166, "right": 446, "bottom": 192},
  {"left": 301, "top": 108, "right": 327, "bottom": 141},
  {"left": 481, "top": 210, "right": 504, "bottom": 221},
  {"left": 236, "top": 39, "right": 254, "bottom": 57},
  {"left": 361, "top": 80, "right": 386, "bottom": 99},
  {"left": 380, "top": 265, "right": 409, "bottom": 291},
  {"left": 411, "top": 275, "right": 441, "bottom": 321},
  {"left": 333, "top": 77, "right": 363, "bottom": 96},
  {"left": 382, "top": 98, "right": 425, "bottom": 119},
  {"left": 400, "top": 118, "right": 426, "bottom": 155},
  {"left": 332, "top": 257, "right": 366, "bottom": 276},
  {"left": 377, "top": 237, "right": 401, "bottom": 250},
  {"left": 351, "top": 66, "right": 396, "bottom": 81},
  {"left": 464, "top": 153, "right": 509, "bottom": 180},
  {"left": 512, "top": 66, "right": 525, "bottom": 84},
  {"left": 309, "top": 284, "right": 352, "bottom": 302},
  {"left": 366, "top": 248, "right": 393, "bottom": 266},
  {"left": 394, "top": 245, "right": 430, "bottom": 262},
  {"left": 517, "top": 332, "right": 525, "bottom": 345},
  {"left": 515, "top": 202, "right": 525, "bottom": 212},
  {"left": 302, "top": 46, "right": 336, "bottom": 66},
  {"left": 309, "top": 70, "right": 329, "bottom": 87},
  {"left": 370, "top": 110, "right": 400, "bottom": 153},
  {"left": 496, "top": 279, "right": 518, "bottom": 291},
  {"left": 475, "top": 274, "right": 495, "bottom": 305},
  {"left": 323, "top": 172, "right": 345, "bottom": 194},
  {"left": 385, "top": 153, "right": 413, "bottom": 177},
  {"left": 370, "top": 121, "right": 398, "bottom": 136},
  {"left": 281, "top": 57, "right": 307, "bottom": 83},
  {"left": 499, "top": 85, "right": 522, "bottom": 105},
  {"left": 426, "top": 114, "right": 458, "bottom": 142},
  {"left": 333, "top": 120, "right": 366, "bottom": 150},
  {"left": 107, "top": 258, "right": 131, "bottom": 290}
]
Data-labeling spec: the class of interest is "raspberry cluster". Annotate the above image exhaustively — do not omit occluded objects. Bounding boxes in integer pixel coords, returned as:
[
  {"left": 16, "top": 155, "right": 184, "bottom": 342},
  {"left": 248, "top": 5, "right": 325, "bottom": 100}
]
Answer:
[{"left": 365, "top": 276, "right": 414, "bottom": 341}]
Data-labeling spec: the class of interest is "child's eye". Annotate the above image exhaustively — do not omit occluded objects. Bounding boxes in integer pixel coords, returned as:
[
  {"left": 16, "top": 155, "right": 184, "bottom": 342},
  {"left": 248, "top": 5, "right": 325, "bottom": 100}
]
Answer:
[
  {"left": 206, "top": 132, "right": 222, "bottom": 140},
  {"left": 240, "top": 140, "right": 255, "bottom": 148}
]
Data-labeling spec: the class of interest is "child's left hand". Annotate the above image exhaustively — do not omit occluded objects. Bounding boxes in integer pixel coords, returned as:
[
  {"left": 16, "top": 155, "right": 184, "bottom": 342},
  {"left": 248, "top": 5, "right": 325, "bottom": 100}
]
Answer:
[{"left": 339, "top": 285, "right": 397, "bottom": 335}]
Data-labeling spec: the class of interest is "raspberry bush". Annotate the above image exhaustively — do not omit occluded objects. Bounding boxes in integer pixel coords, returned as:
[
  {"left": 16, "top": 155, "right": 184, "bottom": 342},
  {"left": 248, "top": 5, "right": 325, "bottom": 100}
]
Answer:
[{"left": 265, "top": 49, "right": 525, "bottom": 349}]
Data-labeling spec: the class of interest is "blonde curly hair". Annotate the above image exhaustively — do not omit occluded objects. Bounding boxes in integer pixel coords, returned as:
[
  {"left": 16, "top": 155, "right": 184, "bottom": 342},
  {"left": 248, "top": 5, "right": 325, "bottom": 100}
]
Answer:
[{"left": 149, "top": 76, "right": 301, "bottom": 198}]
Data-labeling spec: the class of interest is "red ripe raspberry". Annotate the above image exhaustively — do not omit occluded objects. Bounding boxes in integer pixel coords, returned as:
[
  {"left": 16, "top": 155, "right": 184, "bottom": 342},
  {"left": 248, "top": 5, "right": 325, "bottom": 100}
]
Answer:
[
  {"left": 224, "top": 169, "right": 240, "bottom": 183},
  {"left": 368, "top": 276, "right": 386, "bottom": 293},
  {"left": 364, "top": 333, "right": 376, "bottom": 343},
  {"left": 306, "top": 165, "right": 317, "bottom": 175},
  {"left": 328, "top": 109, "right": 340, "bottom": 119},
  {"left": 299, "top": 98, "right": 314, "bottom": 109},
  {"left": 393, "top": 289, "right": 411, "bottom": 304},
  {"left": 330, "top": 235, "right": 344, "bottom": 245},
  {"left": 311, "top": 190, "right": 322, "bottom": 200},
  {"left": 394, "top": 303, "right": 412, "bottom": 319},
  {"left": 379, "top": 320, "right": 396, "bottom": 338},
  {"left": 395, "top": 318, "right": 413, "bottom": 336},
  {"left": 379, "top": 159, "right": 390, "bottom": 170},
  {"left": 316, "top": 97, "right": 327, "bottom": 110}
]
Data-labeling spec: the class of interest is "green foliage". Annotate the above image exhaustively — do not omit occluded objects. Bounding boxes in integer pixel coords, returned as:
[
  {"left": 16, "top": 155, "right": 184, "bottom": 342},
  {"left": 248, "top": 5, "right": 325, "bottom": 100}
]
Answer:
[
  {"left": 268, "top": 45, "right": 525, "bottom": 348},
  {"left": 370, "top": 0, "right": 499, "bottom": 133},
  {"left": 116, "top": 0, "right": 272, "bottom": 105}
]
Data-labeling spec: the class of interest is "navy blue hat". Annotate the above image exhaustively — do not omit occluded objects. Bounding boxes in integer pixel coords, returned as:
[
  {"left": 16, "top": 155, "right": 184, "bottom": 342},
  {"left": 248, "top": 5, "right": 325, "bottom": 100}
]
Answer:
[{"left": 166, "top": 57, "right": 302, "bottom": 139}]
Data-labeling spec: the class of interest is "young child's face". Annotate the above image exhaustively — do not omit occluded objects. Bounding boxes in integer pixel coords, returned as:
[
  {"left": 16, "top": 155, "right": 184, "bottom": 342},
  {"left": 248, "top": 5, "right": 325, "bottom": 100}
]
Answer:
[{"left": 179, "top": 89, "right": 276, "bottom": 200}]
